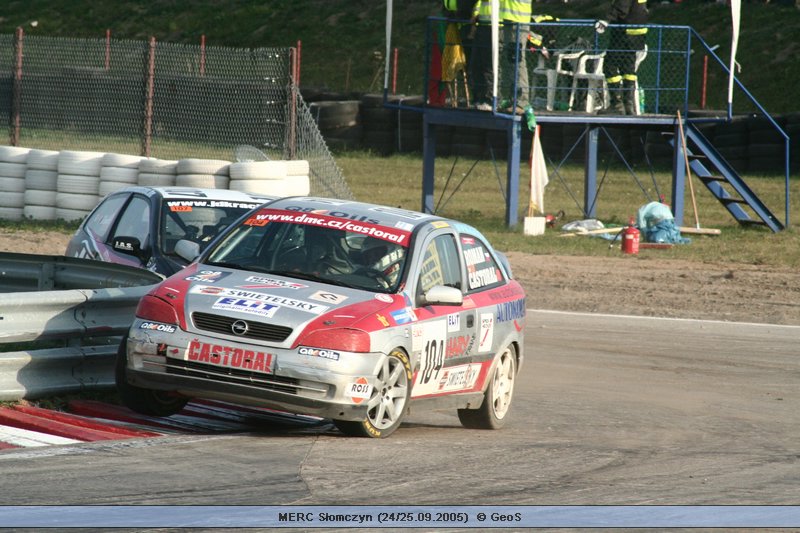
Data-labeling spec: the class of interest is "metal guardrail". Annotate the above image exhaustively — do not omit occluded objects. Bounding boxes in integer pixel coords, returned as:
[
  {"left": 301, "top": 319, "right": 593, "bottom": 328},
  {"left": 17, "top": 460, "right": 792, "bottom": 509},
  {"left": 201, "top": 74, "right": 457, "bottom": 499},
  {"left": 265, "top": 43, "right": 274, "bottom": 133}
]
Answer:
[{"left": 0, "top": 253, "right": 162, "bottom": 401}]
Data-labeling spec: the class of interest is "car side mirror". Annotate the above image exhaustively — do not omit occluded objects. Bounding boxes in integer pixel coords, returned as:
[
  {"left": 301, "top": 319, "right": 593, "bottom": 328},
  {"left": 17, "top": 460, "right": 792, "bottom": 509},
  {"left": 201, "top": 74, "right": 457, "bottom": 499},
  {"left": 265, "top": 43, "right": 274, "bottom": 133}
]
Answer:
[
  {"left": 112, "top": 236, "right": 147, "bottom": 260},
  {"left": 419, "top": 285, "right": 463, "bottom": 307},
  {"left": 174, "top": 239, "right": 201, "bottom": 263}
]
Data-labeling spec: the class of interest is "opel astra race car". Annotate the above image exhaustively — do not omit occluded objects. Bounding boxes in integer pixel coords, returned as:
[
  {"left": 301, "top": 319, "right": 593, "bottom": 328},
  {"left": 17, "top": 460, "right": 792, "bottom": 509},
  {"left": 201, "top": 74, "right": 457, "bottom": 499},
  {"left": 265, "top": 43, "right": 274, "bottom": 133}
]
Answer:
[
  {"left": 65, "top": 186, "right": 273, "bottom": 277},
  {"left": 117, "top": 197, "right": 526, "bottom": 438}
]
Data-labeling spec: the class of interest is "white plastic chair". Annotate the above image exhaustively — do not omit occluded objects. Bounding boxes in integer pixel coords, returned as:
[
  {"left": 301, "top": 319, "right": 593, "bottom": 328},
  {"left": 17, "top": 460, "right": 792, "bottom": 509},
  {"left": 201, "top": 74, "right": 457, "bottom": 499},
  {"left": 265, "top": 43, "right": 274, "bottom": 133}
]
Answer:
[
  {"left": 632, "top": 44, "right": 648, "bottom": 115},
  {"left": 568, "top": 52, "right": 607, "bottom": 113},
  {"left": 531, "top": 51, "right": 582, "bottom": 111}
]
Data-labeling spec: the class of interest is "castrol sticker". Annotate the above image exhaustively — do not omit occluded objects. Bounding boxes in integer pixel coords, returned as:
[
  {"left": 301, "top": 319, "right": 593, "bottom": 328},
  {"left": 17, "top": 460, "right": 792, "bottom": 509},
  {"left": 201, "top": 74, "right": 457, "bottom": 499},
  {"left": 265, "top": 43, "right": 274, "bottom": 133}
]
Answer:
[{"left": 346, "top": 377, "right": 373, "bottom": 404}]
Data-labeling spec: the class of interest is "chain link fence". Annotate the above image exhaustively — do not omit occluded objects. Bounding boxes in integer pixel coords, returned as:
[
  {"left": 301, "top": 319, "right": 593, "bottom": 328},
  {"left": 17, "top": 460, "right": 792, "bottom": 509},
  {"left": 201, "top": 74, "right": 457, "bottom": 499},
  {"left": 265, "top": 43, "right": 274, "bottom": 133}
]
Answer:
[
  {"left": 0, "top": 31, "right": 352, "bottom": 200},
  {"left": 424, "top": 18, "right": 761, "bottom": 117}
]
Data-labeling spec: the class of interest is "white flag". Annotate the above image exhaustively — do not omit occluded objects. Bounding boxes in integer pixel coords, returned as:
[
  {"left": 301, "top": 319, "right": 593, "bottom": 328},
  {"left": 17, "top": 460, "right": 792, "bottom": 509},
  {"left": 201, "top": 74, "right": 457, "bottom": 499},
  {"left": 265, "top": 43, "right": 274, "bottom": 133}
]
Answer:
[{"left": 529, "top": 125, "right": 548, "bottom": 216}]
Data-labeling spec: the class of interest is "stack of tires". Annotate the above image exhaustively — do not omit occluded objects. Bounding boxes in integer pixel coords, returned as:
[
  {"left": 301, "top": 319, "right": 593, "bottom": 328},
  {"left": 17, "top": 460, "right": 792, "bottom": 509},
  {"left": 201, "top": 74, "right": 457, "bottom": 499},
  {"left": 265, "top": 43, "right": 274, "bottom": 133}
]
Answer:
[
  {"left": 747, "top": 115, "right": 786, "bottom": 174},
  {"left": 0, "top": 146, "right": 30, "bottom": 221},
  {"left": 311, "top": 101, "right": 362, "bottom": 152},
  {"left": 360, "top": 93, "right": 398, "bottom": 155},
  {"left": 229, "top": 160, "right": 288, "bottom": 195},
  {"left": 713, "top": 118, "right": 749, "bottom": 174},
  {"left": 56, "top": 150, "right": 105, "bottom": 222},
  {"left": 787, "top": 113, "right": 800, "bottom": 173},
  {"left": 99, "top": 153, "right": 144, "bottom": 197},
  {"left": 396, "top": 96, "right": 424, "bottom": 154},
  {"left": 23, "top": 149, "right": 60, "bottom": 221},
  {"left": 285, "top": 160, "right": 311, "bottom": 196},
  {"left": 175, "top": 158, "right": 230, "bottom": 189},
  {"left": 138, "top": 158, "right": 178, "bottom": 186}
]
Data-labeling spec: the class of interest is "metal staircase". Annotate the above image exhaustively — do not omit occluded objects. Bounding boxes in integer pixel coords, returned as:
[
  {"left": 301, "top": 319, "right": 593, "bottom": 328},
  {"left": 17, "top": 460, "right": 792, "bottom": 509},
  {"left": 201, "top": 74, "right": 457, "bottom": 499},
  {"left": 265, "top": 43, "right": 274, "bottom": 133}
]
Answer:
[{"left": 669, "top": 124, "right": 784, "bottom": 233}]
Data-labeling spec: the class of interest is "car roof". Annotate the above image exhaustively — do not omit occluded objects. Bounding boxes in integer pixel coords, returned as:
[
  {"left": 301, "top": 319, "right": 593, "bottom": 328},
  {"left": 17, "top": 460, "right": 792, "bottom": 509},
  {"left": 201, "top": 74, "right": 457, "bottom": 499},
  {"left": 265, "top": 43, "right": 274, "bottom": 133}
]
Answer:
[{"left": 113, "top": 186, "right": 275, "bottom": 204}]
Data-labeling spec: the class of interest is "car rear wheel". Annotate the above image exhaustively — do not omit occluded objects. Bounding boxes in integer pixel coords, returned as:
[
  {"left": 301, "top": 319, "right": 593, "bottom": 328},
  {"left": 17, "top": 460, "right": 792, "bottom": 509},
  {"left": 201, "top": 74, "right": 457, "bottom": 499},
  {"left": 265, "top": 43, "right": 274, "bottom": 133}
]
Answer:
[
  {"left": 115, "top": 335, "right": 189, "bottom": 417},
  {"left": 458, "top": 344, "right": 516, "bottom": 430},
  {"left": 333, "top": 349, "right": 412, "bottom": 438}
]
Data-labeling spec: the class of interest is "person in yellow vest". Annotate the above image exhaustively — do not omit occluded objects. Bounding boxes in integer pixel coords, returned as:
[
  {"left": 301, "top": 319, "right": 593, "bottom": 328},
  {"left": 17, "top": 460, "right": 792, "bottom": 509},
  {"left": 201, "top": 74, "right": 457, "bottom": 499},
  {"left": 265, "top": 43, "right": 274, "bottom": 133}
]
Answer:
[
  {"left": 469, "top": 0, "right": 494, "bottom": 111},
  {"left": 500, "top": 0, "right": 532, "bottom": 113},
  {"left": 596, "top": 0, "right": 649, "bottom": 115}
]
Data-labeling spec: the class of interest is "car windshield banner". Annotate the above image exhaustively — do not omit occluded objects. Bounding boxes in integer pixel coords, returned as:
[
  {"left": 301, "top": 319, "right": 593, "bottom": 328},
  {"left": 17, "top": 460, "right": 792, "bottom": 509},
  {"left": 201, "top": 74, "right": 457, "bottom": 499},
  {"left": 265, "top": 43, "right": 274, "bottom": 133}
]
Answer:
[{"left": 245, "top": 209, "right": 412, "bottom": 246}]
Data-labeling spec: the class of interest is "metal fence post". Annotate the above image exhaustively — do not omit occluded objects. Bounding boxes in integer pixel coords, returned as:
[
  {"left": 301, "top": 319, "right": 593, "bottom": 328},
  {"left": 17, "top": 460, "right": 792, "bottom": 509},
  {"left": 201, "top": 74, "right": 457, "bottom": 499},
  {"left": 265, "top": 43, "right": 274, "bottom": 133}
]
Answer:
[
  {"left": 286, "top": 47, "right": 298, "bottom": 160},
  {"left": 11, "top": 27, "right": 24, "bottom": 147},
  {"left": 142, "top": 36, "right": 156, "bottom": 157}
]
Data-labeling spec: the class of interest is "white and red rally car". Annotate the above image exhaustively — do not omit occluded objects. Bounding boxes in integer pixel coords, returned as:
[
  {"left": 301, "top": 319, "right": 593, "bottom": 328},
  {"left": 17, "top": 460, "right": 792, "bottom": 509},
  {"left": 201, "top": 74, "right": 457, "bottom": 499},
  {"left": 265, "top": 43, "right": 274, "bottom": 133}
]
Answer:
[{"left": 117, "top": 197, "right": 525, "bottom": 438}]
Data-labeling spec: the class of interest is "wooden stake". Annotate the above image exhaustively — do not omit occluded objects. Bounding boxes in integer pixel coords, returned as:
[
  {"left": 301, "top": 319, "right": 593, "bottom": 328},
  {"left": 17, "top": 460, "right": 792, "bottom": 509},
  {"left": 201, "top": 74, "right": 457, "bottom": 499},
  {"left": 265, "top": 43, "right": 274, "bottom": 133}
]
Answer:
[{"left": 676, "top": 110, "right": 700, "bottom": 229}]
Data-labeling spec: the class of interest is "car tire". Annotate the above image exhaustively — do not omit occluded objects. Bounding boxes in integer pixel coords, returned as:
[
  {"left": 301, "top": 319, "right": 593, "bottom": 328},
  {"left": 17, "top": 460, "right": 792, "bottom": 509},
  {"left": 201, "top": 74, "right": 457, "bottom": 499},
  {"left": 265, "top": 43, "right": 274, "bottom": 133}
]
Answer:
[
  {"left": 0, "top": 145, "right": 31, "bottom": 164},
  {"left": 24, "top": 189, "right": 58, "bottom": 206},
  {"left": 101, "top": 153, "right": 144, "bottom": 169},
  {"left": 0, "top": 207, "right": 24, "bottom": 221},
  {"left": 229, "top": 160, "right": 287, "bottom": 180},
  {"left": 115, "top": 335, "right": 189, "bottom": 417},
  {"left": 23, "top": 205, "right": 56, "bottom": 221},
  {"left": 25, "top": 169, "right": 58, "bottom": 191},
  {"left": 0, "top": 192, "right": 24, "bottom": 208},
  {"left": 0, "top": 176, "right": 26, "bottom": 193},
  {"left": 177, "top": 158, "right": 231, "bottom": 175},
  {"left": 57, "top": 174, "right": 100, "bottom": 195},
  {"left": 57, "top": 191, "right": 100, "bottom": 211},
  {"left": 457, "top": 344, "right": 517, "bottom": 430},
  {"left": 26, "top": 149, "right": 60, "bottom": 171},
  {"left": 333, "top": 348, "right": 412, "bottom": 438},
  {"left": 138, "top": 172, "right": 177, "bottom": 187},
  {"left": 175, "top": 173, "right": 230, "bottom": 189},
  {"left": 228, "top": 178, "right": 287, "bottom": 196},
  {"left": 100, "top": 166, "right": 139, "bottom": 183},
  {"left": 139, "top": 158, "right": 178, "bottom": 175},
  {"left": 55, "top": 207, "right": 89, "bottom": 222},
  {"left": 57, "top": 150, "right": 105, "bottom": 176},
  {"left": 0, "top": 162, "right": 27, "bottom": 178}
]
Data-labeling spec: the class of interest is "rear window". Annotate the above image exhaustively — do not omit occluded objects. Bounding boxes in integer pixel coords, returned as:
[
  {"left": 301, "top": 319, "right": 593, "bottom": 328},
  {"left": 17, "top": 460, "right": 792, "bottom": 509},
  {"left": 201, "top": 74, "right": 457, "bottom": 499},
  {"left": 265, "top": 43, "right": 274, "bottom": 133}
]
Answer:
[{"left": 460, "top": 234, "right": 504, "bottom": 292}]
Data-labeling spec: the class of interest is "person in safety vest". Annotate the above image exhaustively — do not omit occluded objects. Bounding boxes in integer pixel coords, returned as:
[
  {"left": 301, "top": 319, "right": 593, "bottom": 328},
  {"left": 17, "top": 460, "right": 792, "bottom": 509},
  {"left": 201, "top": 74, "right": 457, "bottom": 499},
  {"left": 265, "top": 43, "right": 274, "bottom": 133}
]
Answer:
[
  {"left": 468, "top": 0, "right": 494, "bottom": 111},
  {"left": 500, "top": 0, "right": 533, "bottom": 113},
  {"left": 596, "top": 0, "right": 649, "bottom": 115}
]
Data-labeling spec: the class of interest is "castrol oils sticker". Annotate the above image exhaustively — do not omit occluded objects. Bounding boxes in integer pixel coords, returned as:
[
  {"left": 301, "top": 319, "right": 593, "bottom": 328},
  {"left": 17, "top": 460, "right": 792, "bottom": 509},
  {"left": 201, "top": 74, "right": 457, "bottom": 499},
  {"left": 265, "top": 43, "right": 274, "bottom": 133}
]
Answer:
[{"left": 346, "top": 377, "right": 373, "bottom": 404}]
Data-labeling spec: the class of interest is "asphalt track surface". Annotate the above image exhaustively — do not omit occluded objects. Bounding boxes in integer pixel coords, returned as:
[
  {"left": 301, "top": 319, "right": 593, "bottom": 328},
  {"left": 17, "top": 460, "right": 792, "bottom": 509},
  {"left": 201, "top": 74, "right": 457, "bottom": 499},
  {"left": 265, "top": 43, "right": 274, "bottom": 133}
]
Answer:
[{"left": 0, "top": 310, "right": 798, "bottom": 530}]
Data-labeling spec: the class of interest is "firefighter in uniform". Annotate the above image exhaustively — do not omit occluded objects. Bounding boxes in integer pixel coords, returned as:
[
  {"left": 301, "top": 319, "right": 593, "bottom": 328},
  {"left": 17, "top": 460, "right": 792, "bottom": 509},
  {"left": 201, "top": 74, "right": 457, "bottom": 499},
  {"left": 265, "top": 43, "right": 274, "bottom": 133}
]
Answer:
[
  {"left": 469, "top": 0, "right": 494, "bottom": 110},
  {"left": 596, "top": 0, "right": 649, "bottom": 115}
]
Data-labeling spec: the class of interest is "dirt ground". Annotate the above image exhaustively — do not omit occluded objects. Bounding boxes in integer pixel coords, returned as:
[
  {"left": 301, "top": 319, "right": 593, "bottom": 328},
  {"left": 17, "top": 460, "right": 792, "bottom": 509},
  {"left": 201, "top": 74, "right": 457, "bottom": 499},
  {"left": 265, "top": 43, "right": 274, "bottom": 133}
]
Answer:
[{"left": 2, "top": 229, "right": 798, "bottom": 326}]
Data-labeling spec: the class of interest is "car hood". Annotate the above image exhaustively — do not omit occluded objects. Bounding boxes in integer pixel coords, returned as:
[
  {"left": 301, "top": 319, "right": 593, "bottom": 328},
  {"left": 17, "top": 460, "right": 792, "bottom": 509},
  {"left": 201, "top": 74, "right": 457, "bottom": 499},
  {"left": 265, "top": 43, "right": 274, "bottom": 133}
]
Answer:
[{"left": 163, "top": 264, "right": 402, "bottom": 340}]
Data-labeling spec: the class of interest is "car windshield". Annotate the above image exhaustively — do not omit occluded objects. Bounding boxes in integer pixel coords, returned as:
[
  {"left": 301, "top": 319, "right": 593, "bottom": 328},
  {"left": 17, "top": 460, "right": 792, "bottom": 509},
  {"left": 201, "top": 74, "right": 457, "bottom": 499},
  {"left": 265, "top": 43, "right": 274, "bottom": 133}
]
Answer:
[
  {"left": 204, "top": 210, "right": 409, "bottom": 293},
  {"left": 159, "top": 199, "right": 259, "bottom": 257}
]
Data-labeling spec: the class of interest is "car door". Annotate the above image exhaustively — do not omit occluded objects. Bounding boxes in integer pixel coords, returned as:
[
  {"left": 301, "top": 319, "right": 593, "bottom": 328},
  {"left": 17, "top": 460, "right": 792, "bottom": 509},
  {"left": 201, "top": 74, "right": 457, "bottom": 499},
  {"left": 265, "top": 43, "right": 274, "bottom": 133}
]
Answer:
[
  {"left": 104, "top": 194, "right": 153, "bottom": 268},
  {"left": 408, "top": 229, "right": 481, "bottom": 398}
]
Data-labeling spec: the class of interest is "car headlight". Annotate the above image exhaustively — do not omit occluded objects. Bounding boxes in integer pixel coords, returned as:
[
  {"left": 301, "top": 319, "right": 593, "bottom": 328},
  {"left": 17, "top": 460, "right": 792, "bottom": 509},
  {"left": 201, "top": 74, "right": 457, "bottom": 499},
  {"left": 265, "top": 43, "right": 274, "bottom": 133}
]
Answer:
[
  {"left": 135, "top": 294, "right": 179, "bottom": 325},
  {"left": 299, "top": 328, "right": 371, "bottom": 353}
]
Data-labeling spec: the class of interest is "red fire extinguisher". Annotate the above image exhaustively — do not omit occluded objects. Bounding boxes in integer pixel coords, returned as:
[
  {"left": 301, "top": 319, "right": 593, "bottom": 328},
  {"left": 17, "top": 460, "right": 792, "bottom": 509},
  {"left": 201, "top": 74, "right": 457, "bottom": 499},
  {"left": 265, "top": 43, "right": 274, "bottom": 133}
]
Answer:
[{"left": 621, "top": 217, "right": 640, "bottom": 255}]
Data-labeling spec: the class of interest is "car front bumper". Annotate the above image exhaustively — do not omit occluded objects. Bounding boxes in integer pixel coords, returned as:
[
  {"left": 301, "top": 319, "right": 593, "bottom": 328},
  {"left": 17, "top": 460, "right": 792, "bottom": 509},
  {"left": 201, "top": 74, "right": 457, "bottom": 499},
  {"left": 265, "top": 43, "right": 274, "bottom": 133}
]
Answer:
[{"left": 125, "top": 323, "right": 385, "bottom": 421}]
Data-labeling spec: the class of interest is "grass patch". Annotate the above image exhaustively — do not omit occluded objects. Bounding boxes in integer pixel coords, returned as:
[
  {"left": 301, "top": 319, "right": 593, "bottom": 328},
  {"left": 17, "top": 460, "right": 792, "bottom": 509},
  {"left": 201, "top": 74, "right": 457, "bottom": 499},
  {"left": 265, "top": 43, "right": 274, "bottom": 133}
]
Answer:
[{"left": 337, "top": 151, "right": 800, "bottom": 268}]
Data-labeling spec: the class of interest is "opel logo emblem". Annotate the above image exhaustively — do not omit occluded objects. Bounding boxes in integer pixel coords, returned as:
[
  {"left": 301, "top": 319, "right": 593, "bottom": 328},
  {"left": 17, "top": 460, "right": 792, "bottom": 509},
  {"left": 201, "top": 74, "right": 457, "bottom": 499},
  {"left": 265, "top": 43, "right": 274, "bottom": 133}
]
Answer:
[{"left": 231, "top": 320, "right": 249, "bottom": 336}]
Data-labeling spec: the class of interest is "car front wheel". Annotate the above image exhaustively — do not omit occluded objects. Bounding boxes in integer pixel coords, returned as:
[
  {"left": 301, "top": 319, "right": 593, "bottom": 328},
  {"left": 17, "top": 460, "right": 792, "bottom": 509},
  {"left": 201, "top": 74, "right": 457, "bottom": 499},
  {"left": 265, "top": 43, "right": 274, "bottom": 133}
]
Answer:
[
  {"left": 115, "top": 335, "right": 189, "bottom": 417},
  {"left": 458, "top": 344, "right": 517, "bottom": 430},
  {"left": 333, "top": 349, "right": 412, "bottom": 438}
]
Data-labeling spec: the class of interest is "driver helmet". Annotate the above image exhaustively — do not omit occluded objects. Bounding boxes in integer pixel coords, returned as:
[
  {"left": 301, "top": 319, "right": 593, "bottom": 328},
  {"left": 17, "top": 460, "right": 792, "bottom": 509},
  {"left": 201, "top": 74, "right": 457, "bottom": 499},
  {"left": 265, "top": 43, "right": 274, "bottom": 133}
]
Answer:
[{"left": 360, "top": 236, "right": 403, "bottom": 286}]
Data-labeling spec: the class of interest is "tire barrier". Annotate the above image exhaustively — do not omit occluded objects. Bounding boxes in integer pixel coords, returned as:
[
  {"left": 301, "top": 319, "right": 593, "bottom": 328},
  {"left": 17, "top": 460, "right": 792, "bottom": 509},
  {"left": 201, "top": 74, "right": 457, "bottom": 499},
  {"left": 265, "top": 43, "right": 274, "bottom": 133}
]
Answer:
[
  {"left": 99, "top": 153, "right": 144, "bottom": 197},
  {"left": 56, "top": 150, "right": 105, "bottom": 222},
  {"left": 0, "top": 149, "right": 312, "bottom": 222},
  {"left": 306, "top": 96, "right": 797, "bottom": 175},
  {"left": 23, "top": 149, "right": 59, "bottom": 221},
  {"left": 138, "top": 158, "right": 178, "bottom": 187},
  {"left": 0, "top": 252, "right": 163, "bottom": 401},
  {"left": 0, "top": 146, "right": 30, "bottom": 221}
]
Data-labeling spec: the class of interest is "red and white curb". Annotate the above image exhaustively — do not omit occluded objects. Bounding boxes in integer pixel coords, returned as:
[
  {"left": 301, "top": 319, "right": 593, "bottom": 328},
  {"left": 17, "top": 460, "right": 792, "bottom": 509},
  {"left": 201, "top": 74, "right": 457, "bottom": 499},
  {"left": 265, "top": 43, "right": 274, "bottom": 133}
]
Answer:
[{"left": 0, "top": 399, "right": 326, "bottom": 450}]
